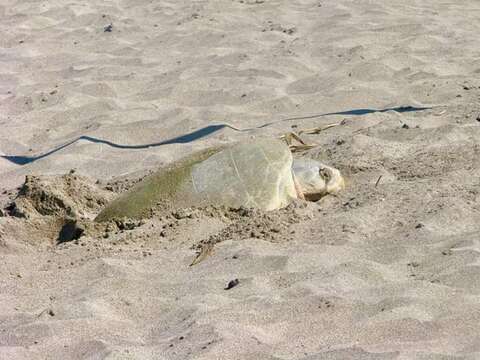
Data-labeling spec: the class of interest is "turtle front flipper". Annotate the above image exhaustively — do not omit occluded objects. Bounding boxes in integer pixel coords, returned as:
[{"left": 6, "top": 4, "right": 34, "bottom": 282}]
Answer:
[{"left": 292, "top": 172, "right": 306, "bottom": 200}]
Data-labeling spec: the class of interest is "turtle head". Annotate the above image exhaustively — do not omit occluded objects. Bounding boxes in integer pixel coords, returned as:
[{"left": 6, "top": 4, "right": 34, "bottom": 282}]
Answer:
[{"left": 292, "top": 158, "right": 344, "bottom": 201}]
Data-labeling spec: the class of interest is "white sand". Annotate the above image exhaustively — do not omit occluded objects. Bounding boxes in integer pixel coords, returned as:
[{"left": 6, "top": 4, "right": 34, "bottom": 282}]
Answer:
[{"left": 2, "top": 0, "right": 480, "bottom": 358}]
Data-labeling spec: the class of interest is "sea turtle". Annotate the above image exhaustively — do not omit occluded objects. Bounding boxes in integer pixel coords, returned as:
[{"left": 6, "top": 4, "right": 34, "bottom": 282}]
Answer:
[{"left": 95, "top": 138, "right": 344, "bottom": 222}]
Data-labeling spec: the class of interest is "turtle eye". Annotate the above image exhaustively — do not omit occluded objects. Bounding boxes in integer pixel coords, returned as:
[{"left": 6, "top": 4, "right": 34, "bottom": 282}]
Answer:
[{"left": 319, "top": 168, "right": 331, "bottom": 182}]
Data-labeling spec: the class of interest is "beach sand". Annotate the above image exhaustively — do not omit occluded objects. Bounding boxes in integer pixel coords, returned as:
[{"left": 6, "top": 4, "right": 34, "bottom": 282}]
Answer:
[{"left": 2, "top": 0, "right": 480, "bottom": 358}]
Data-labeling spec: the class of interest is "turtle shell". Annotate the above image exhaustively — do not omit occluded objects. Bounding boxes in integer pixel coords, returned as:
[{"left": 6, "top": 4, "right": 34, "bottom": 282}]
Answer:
[{"left": 95, "top": 138, "right": 297, "bottom": 221}]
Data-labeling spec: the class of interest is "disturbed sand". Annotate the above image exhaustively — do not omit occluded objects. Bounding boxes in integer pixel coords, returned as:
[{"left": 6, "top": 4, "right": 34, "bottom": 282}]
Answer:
[{"left": 2, "top": 0, "right": 480, "bottom": 359}]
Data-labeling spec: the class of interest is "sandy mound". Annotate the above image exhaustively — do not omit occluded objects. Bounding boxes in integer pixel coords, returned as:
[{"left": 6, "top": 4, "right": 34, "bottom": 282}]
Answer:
[
  {"left": 8, "top": 172, "right": 115, "bottom": 219},
  {"left": 1, "top": 173, "right": 115, "bottom": 246}
]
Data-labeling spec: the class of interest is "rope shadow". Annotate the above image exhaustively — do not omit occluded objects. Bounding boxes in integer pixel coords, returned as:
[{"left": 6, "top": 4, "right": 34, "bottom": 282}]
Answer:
[{"left": 1, "top": 105, "right": 432, "bottom": 166}]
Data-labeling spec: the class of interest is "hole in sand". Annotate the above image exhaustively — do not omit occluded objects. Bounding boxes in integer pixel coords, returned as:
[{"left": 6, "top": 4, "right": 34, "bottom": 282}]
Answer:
[{"left": 57, "top": 219, "right": 84, "bottom": 244}]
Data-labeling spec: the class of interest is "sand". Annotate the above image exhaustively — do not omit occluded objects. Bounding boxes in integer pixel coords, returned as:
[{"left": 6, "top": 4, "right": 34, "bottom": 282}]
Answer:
[{"left": 2, "top": 0, "right": 480, "bottom": 358}]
